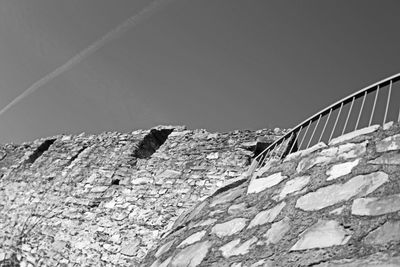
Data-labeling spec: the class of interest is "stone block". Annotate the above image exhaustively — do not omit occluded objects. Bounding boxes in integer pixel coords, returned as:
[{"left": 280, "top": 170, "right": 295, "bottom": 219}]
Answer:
[
  {"left": 376, "top": 133, "right": 400, "bottom": 152},
  {"left": 248, "top": 202, "right": 286, "bottom": 228},
  {"left": 212, "top": 218, "right": 248, "bottom": 237},
  {"left": 247, "top": 172, "right": 286, "bottom": 194},
  {"left": 329, "top": 125, "right": 379, "bottom": 146},
  {"left": 296, "top": 171, "right": 388, "bottom": 211},
  {"left": 219, "top": 237, "right": 257, "bottom": 258},
  {"left": 290, "top": 220, "right": 351, "bottom": 251},
  {"left": 352, "top": 193, "right": 400, "bottom": 216}
]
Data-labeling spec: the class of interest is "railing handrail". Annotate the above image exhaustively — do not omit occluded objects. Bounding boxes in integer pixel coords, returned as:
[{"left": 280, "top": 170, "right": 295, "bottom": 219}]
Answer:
[{"left": 254, "top": 73, "right": 400, "bottom": 163}]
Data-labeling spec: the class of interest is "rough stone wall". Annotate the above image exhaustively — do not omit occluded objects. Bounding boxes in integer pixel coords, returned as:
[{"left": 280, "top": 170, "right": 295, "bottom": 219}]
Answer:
[
  {"left": 0, "top": 126, "right": 284, "bottom": 266},
  {"left": 142, "top": 122, "right": 400, "bottom": 267}
]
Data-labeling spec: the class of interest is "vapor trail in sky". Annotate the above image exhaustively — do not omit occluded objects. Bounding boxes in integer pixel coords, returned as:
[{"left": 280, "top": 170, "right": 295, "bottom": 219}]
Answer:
[{"left": 0, "top": 0, "right": 172, "bottom": 117}]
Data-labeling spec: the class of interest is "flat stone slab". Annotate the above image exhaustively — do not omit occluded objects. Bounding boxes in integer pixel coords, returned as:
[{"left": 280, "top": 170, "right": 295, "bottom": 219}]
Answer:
[
  {"left": 296, "top": 141, "right": 367, "bottom": 172},
  {"left": 352, "top": 193, "right": 400, "bottom": 216},
  {"left": 326, "top": 159, "right": 360, "bottom": 181},
  {"left": 212, "top": 218, "right": 247, "bottom": 237},
  {"left": 329, "top": 125, "right": 380, "bottom": 145},
  {"left": 290, "top": 220, "right": 351, "bottom": 251},
  {"left": 219, "top": 237, "right": 258, "bottom": 258},
  {"left": 364, "top": 220, "right": 400, "bottom": 244},
  {"left": 284, "top": 142, "right": 327, "bottom": 162},
  {"left": 170, "top": 241, "right": 212, "bottom": 267},
  {"left": 376, "top": 133, "right": 400, "bottom": 152},
  {"left": 314, "top": 254, "right": 400, "bottom": 267},
  {"left": 248, "top": 202, "right": 286, "bottom": 228},
  {"left": 228, "top": 203, "right": 247, "bottom": 215},
  {"left": 210, "top": 186, "right": 245, "bottom": 207},
  {"left": 177, "top": 230, "right": 206, "bottom": 248},
  {"left": 264, "top": 217, "right": 291, "bottom": 244},
  {"left": 278, "top": 176, "right": 310, "bottom": 200},
  {"left": 155, "top": 240, "right": 174, "bottom": 258},
  {"left": 369, "top": 153, "right": 400, "bottom": 165},
  {"left": 296, "top": 171, "right": 388, "bottom": 211},
  {"left": 247, "top": 172, "right": 286, "bottom": 194}
]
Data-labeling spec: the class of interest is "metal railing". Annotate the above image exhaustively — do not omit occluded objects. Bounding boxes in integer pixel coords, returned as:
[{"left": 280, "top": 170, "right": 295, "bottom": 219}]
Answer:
[{"left": 252, "top": 73, "right": 400, "bottom": 172}]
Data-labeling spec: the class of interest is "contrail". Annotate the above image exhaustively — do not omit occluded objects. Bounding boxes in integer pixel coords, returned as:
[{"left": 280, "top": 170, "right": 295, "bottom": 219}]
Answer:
[{"left": 0, "top": 0, "right": 172, "bottom": 117}]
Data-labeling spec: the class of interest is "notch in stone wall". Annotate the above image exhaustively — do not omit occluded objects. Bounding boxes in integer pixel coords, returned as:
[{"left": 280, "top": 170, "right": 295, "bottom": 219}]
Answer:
[
  {"left": 67, "top": 146, "right": 87, "bottom": 165},
  {"left": 134, "top": 128, "right": 174, "bottom": 159},
  {"left": 26, "top": 139, "right": 56, "bottom": 164}
]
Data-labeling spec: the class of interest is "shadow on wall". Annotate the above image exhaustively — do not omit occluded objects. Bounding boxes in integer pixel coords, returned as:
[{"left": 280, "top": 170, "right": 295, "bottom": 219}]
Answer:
[{"left": 134, "top": 128, "right": 174, "bottom": 159}]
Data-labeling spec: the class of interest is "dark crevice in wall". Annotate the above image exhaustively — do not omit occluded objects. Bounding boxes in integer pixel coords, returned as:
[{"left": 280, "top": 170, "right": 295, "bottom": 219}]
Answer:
[
  {"left": 68, "top": 146, "right": 87, "bottom": 165},
  {"left": 134, "top": 128, "right": 174, "bottom": 159},
  {"left": 0, "top": 149, "right": 6, "bottom": 161},
  {"left": 26, "top": 139, "right": 56, "bottom": 164},
  {"left": 111, "top": 178, "right": 120, "bottom": 185}
]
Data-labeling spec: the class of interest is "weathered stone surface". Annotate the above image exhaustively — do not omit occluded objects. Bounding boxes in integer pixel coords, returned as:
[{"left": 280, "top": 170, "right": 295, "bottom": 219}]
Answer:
[
  {"left": 0, "top": 126, "right": 283, "bottom": 266},
  {"left": 352, "top": 193, "right": 400, "bottom": 216},
  {"left": 297, "top": 142, "right": 368, "bottom": 173},
  {"left": 120, "top": 239, "right": 140, "bottom": 256},
  {"left": 219, "top": 237, "right": 258, "bottom": 258},
  {"left": 376, "top": 133, "right": 400, "bottom": 152},
  {"left": 284, "top": 142, "right": 327, "bottom": 162},
  {"left": 264, "top": 217, "right": 291, "bottom": 244},
  {"left": 247, "top": 172, "right": 286, "bottom": 194},
  {"left": 170, "top": 241, "right": 212, "bottom": 267},
  {"left": 228, "top": 203, "right": 247, "bottom": 215},
  {"left": 329, "top": 125, "right": 379, "bottom": 145},
  {"left": 177, "top": 230, "right": 206, "bottom": 248},
  {"left": 150, "top": 257, "right": 172, "bottom": 267},
  {"left": 290, "top": 220, "right": 351, "bottom": 251},
  {"left": 314, "top": 253, "right": 400, "bottom": 266},
  {"left": 190, "top": 218, "right": 217, "bottom": 228},
  {"left": 364, "top": 220, "right": 400, "bottom": 244},
  {"left": 248, "top": 202, "right": 286, "bottom": 228},
  {"left": 326, "top": 159, "right": 360, "bottom": 181},
  {"left": 383, "top": 121, "right": 394, "bottom": 130},
  {"left": 212, "top": 218, "right": 248, "bottom": 237},
  {"left": 369, "top": 153, "right": 400, "bottom": 165},
  {"left": 296, "top": 155, "right": 331, "bottom": 173},
  {"left": 155, "top": 240, "right": 174, "bottom": 258},
  {"left": 296, "top": 171, "right": 388, "bottom": 211},
  {"left": 210, "top": 187, "right": 245, "bottom": 207},
  {"left": 278, "top": 176, "right": 310, "bottom": 200}
]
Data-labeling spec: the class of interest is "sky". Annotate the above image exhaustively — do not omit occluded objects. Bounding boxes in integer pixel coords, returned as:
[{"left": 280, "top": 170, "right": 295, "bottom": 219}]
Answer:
[{"left": 0, "top": 0, "right": 399, "bottom": 144}]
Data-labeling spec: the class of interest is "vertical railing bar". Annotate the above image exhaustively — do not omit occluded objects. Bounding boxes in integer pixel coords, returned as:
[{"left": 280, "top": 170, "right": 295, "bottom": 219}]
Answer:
[
  {"left": 342, "top": 97, "right": 355, "bottom": 135},
  {"left": 383, "top": 80, "right": 392, "bottom": 125},
  {"left": 398, "top": 107, "right": 400, "bottom": 122},
  {"left": 307, "top": 114, "right": 321, "bottom": 149},
  {"left": 289, "top": 126, "right": 302, "bottom": 155},
  {"left": 355, "top": 91, "right": 367, "bottom": 130},
  {"left": 260, "top": 144, "right": 275, "bottom": 167},
  {"left": 369, "top": 85, "right": 380, "bottom": 126},
  {"left": 298, "top": 121, "right": 311, "bottom": 149},
  {"left": 275, "top": 139, "right": 285, "bottom": 159},
  {"left": 280, "top": 132, "right": 294, "bottom": 159},
  {"left": 318, "top": 109, "right": 332, "bottom": 143},
  {"left": 259, "top": 148, "right": 270, "bottom": 168},
  {"left": 329, "top": 102, "right": 343, "bottom": 142}
]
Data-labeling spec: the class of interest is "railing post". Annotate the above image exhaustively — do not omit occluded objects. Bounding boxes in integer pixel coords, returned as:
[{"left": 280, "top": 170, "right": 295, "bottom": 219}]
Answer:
[
  {"left": 383, "top": 80, "right": 392, "bottom": 125},
  {"left": 329, "top": 102, "right": 343, "bottom": 142},
  {"left": 318, "top": 108, "right": 332, "bottom": 143},
  {"left": 369, "top": 85, "right": 380, "bottom": 126},
  {"left": 342, "top": 97, "right": 355, "bottom": 135},
  {"left": 355, "top": 91, "right": 367, "bottom": 130},
  {"left": 307, "top": 114, "right": 321, "bottom": 149},
  {"left": 299, "top": 121, "right": 311, "bottom": 149}
]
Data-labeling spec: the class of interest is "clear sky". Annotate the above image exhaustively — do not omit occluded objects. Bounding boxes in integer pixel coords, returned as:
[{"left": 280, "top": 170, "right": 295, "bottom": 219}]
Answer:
[{"left": 0, "top": 0, "right": 399, "bottom": 144}]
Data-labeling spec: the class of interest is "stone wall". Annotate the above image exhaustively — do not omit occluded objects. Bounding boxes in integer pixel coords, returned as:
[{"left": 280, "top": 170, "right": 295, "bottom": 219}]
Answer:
[
  {"left": 0, "top": 126, "right": 284, "bottom": 266},
  {"left": 142, "top": 122, "right": 400, "bottom": 267}
]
